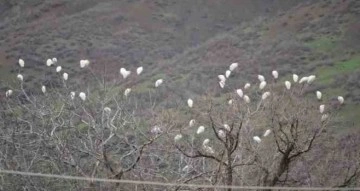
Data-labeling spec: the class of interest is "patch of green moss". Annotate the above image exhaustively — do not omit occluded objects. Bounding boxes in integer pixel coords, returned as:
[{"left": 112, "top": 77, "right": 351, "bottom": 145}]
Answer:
[{"left": 316, "top": 56, "right": 360, "bottom": 85}]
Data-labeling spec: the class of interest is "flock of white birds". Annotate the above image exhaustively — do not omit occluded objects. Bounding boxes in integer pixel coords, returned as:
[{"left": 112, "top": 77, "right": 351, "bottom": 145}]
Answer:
[
  {"left": 6, "top": 59, "right": 346, "bottom": 153},
  {"left": 8, "top": 59, "right": 165, "bottom": 103},
  {"left": 174, "top": 62, "right": 345, "bottom": 153}
]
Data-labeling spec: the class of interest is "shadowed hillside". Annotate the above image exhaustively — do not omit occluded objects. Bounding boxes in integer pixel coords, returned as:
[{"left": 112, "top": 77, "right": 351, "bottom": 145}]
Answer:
[
  {"left": 0, "top": 0, "right": 302, "bottom": 76},
  {"left": 0, "top": 0, "right": 359, "bottom": 131}
]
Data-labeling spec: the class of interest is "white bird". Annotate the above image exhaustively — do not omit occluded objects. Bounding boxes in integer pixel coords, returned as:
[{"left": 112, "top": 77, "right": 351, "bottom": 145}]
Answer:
[
  {"left": 203, "top": 145, "right": 215, "bottom": 154},
  {"left": 219, "top": 81, "right": 225, "bottom": 88},
  {"left": 321, "top": 114, "right": 329, "bottom": 122},
  {"left": 203, "top": 139, "right": 210, "bottom": 146},
  {"left": 174, "top": 134, "right": 183, "bottom": 142},
  {"left": 124, "top": 88, "right": 131, "bottom": 97},
  {"left": 182, "top": 165, "right": 190, "bottom": 172},
  {"left": 52, "top": 57, "right": 57, "bottom": 63},
  {"left": 80, "top": 60, "right": 90, "bottom": 68},
  {"left": 285, "top": 81, "right": 291, "bottom": 90},
  {"left": 46, "top": 59, "right": 53, "bottom": 66},
  {"left": 236, "top": 89, "right": 243, "bottom": 98},
  {"left": 151, "top": 126, "right": 162, "bottom": 134},
  {"left": 316, "top": 91, "right": 322, "bottom": 100},
  {"left": 56, "top": 66, "right": 62, "bottom": 73},
  {"left": 224, "top": 124, "right": 231, "bottom": 131},
  {"left": 263, "top": 129, "right": 271, "bottom": 137},
  {"left": 85, "top": 60, "right": 90, "bottom": 66},
  {"left": 258, "top": 75, "right": 265, "bottom": 82},
  {"left": 299, "top": 76, "right": 309, "bottom": 83},
  {"left": 104, "top": 107, "right": 111, "bottom": 113},
  {"left": 79, "top": 60, "right": 85, "bottom": 68},
  {"left": 63, "top": 73, "right": 68, "bottom": 81},
  {"left": 244, "top": 83, "right": 251, "bottom": 89},
  {"left": 187, "top": 99, "right": 193, "bottom": 108},
  {"left": 218, "top": 75, "right": 226, "bottom": 82},
  {"left": 228, "top": 99, "right": 233, "bottom": 105},
  {"left": 79, "top": 92, "right": 86, "bottom": 101},
  {"left": 253, "top": 136, "right": 262, "bottom": 143},
  {"left": 262, "top": 92, "right": 271, "bottom": 100},
  {"left": 243, "top": 95, "right": 250, "bottom": 103},
  {"left": 197, "top": 126, "right": 205, "bottom": 134},
  {"left": 41, "top": 85, "right": 46, "bottom": 94},
  {"left": 218, "top": 130, "right": 226, "bottom": 138},
  {"left": 229, "top": 62, "right": 238, "bottom": 71},
  {"left": 120, "top": 68, "right": 131, "bottom": 79},
  {"left": 293, "top": 74, "right": 299, "bottom": 82},
  {"left": 319, "top": 104, "right": 325, "bottom": 114},
  {"left": 136, "top": 67, "right": 143, "bottom": 75},
  {"left": 272, "top": 70, "right": 279, "bottom": 79},
  {"left": 155, "top": 79, "right": 163, "bottom": 87},
  {"left": 70, "top": 92, "right": 76, "bottom": 100},
  {"left": 81, "top": 60, "right": 87, "bottom": 67},
  {"left": 5, "top": 90, "right": 13, "bottom": 97},
  {"left": 17, "top": 74, "right": 23, "bottom": 81},
  {"left": 225, "top": 70, "right": 231, "bottom": 78},
  {"left": 259, "top": 81, "right": 267, "bottom": 90},
  {"left": 18, "top": 59, "right": 25, "bottom": 67},
  {"left": 189, "top": 119, "right": 195, "bottom": 127},
  {"left": 338, "top": 96, "right": 344, "bottom": 104},
  {"left": 307, "top": 75, "right": 316, "bottom": 84}
]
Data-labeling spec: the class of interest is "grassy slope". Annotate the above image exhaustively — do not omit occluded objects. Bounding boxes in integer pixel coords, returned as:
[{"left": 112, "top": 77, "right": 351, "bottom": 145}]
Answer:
[
  {"left": 0, "top": 0, "right": 359, "bottom": 132},
  {"left": 0, "top": 0, "right": 301, "bottom": 90},
  {"left": 148, "top": 0, "right": 360, "bottom": 133}
]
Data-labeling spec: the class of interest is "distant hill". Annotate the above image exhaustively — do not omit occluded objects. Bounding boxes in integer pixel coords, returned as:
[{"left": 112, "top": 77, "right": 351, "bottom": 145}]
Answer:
[
  {"left": 1, "top": 0, "right": 359, "bottom": 132},
  {"left": 0, "top": 0, "right": 303, "bottom": 75}
]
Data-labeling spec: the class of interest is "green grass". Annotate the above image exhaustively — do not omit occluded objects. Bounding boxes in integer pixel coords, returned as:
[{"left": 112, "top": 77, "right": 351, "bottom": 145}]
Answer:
[
  {"left": 333, "top": 103, "right": 360, "bottom": 135},
  {"left": 306, "top": 35, "right": 338, "bottom": 52},
  {"left": 133, "top": 73, "right": 167, "bottom": 94},
  {"left": 322, "top": 87, "right": 345, "bottom": 99},
  {"left": 106, "top": 85, "right": 123, "bottom": 97},
  {"left": 337, "top": 56, "right": 360, "bottom": 71},
  {"left": 313, "top": 56, "right": 360, "bottom": 133},
  {"left": 316, "top": 56, "right": 360, "bottom": 85},
  {"left": 0, "top": 65, "right": 19, "bottom": 87},
  {"left": 133, "top": 80, "right": 154, "bottom": 94},
  {"left": 316, "top": 66, "right": 338, "bottom": 84},
  {"left": 340, "top": 104, "right": 360, "bottom": 125}
]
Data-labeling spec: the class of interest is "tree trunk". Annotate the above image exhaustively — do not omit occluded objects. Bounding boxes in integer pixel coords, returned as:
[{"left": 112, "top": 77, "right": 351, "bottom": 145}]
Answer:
[
  {"left": 226, "top": 151, "right": 233, "bottom": 191},
  {"left": 225, "top": 165, "right": 233, "bottom": 191}
]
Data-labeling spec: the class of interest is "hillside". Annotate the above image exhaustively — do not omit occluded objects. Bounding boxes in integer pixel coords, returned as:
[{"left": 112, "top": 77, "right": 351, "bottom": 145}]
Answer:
[
  {"left": 0, "top": 0, "right": 301, "bottom": 73},
  {"left": 1, "top": 1, "right": 360, "bottom": 190},
  {"left": 155, "top": 0, "right": 360, "bottom": 133},
  {"left": 0, "top": 0, "right": 359, "bottom": 131}
]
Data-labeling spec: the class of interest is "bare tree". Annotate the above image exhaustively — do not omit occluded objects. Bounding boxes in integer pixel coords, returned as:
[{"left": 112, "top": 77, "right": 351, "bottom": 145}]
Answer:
[
  {"left": 0, "top": 61, "right": 166, "bottom": 190},
  {"left": 1, "top": 59, "right": 359, "bottom": 191},
  {"left": 171, "top": 72, "right": 360, "bottom": 190}
]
